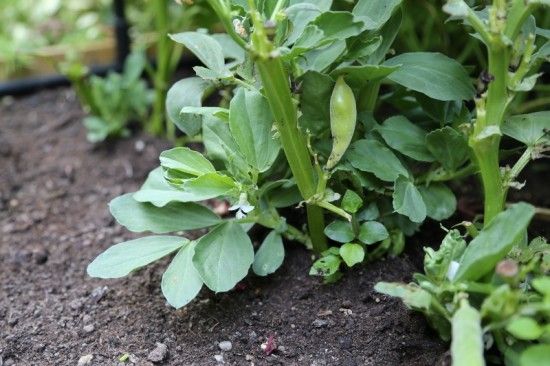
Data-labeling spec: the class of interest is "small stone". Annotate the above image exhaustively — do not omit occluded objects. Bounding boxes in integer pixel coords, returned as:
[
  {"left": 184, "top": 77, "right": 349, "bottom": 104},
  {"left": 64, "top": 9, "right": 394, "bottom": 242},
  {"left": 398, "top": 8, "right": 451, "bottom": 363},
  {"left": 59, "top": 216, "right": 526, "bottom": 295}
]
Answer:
[
  {"left": 245, "top": 354, "right": 254, "bottom": 361},
  {"left": 218, "top": 341, "right": 232, "bottom": 352},
  {"left": 312, "top": 319, "right": 328, "bottom": 328},
  {"left": 83, "top": 324, "right": 95, "bottom": 333},
  {"left": 148, "top": 342, "right": 168, "bottom": 363},
  {"left": 90, "top": 286, "right": 108, "bottom": 303},
  {"left": 341, "top": 300, "right": 352, "bottom": 308},
  {"left": 214, "top": 354, "right": 224, "bottom": 363},
  {"left": 69, "top": 299, "right": 84, "bottom": 311},
  {"left": 77, "top": 354, "right": 93, "bottom": 366},
  {"left": 134, "top": 140, "right": 146, "bottom": 153},
  {"left": 82, "top": 314, "right": 92, "bottom": 324}
]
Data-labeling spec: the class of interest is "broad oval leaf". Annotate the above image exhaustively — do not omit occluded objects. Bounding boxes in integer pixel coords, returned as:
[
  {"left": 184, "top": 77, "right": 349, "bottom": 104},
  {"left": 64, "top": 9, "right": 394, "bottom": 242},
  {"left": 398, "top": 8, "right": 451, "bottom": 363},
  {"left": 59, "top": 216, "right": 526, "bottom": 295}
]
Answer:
[
  {"left": 339, "top": 243, "right": 365, "bottom": 267},
  {"left": 87, "top": 236, "right": 186, "bottom": 278},
  {"left": 193, "top": 222, "right": 254, "bottom": 292},
  {"left": 392, "top": 176, "right": 427, "bottom": 223},
  {"left": 451, "top": 300, "right": 485, "bottom": 366},
  {"left": 384, "top": 52, "right": 474, "bottom": 101},
  {"left": 426, "top": 127, "right": 469, "bottom": 171},
  {"left": 358, "top": 221, "right": 389, "bottom": 245},
  {"left": 166, "top": 77, "right": 213, "bottom": 136},
  {"left": 353, "top": 0, "right": 403, "bottom": 31},
  {"left": 454, "top": 203, "right": 535, "bottom": 282},
  {"left": 182, "top": 173, "right": 237, "bottom": 200},
  {"left": 252, "top": 231, "right": 285, "bottom": 276},
  {"left": 229, "top": 88, "right": 280, "bottom": 172},
  {"left": 419, "top": 183, "right": 457, "bottom": 221},
  {"left": 110, "top": 193, "right": 221, "bottom": 233},
  {"left": 159, "top": 147, "right": 216, "bottom": 177},
  {"left": 506, "top": 317, "right": 543, "bottom": 340},
  {"left": 161, "top": 241, "right": 203, "bottom": 309},
  {"left": 324, "top": 220, "right": 355, "bottom": 243},
  {"left": 347, "top": 139, "right": 409, "bottom": 182},
  {"left": 502, "top": 111, "right": 550, "bottom": 146},
  {"left": 520, "top": 344, "right": 550, "bottom": 366},
  {"left": 377, "top": 116, "right": 435, "bottom": 162}
]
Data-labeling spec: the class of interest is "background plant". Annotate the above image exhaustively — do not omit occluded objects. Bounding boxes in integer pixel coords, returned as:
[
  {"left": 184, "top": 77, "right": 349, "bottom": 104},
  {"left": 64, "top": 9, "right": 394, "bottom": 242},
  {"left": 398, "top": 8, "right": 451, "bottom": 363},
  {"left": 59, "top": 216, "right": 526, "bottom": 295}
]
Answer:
[
  {"left": 87, "top": 0, "right": 494, "bottom": 306},
  {"left": 376, "top": 0, "right": 550, "bottom": 364}
]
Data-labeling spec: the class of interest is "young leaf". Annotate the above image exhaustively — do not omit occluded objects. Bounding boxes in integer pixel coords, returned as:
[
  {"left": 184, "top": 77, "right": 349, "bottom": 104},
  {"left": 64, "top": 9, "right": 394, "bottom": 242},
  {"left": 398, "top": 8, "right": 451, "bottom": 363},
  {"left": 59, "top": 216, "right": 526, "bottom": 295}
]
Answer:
[
  {"left": 159, "top": 147, "right": 216, "bottom": 177},
  {"left": 352, "top": 0, "right": 403, "bottom": 31},
  {"left": 358, "top": 221, "right": 389, "bottom": 245},
  {"left": 502, "top": 112, "right": 550, "bottom": 146},
  {"left": 419, "top": 183, "right": 457, "bottom": 221},
  {"left": 252, "top": 231, "right": 285, "bottom": 277},
  {"left": 506, "top": 317, "right": 543, "bottom": 340},
  {"left": 339, "top": 243, "right": 365, "bottom": 267},
  {"left": 229, "top": 88, "right": 280, "bottom": 172},
  {"left": 376, "top": 116, "right": 435, "bottom": 162},
  {"left": 374, "top": 282, "right": 432, "bottom": 310},
  {"left": 426, "top": 127, "right": 469, "bottom": 171},
  {"left": 347, "top": 139, "right": 409, "bottom": 182},
  {"left": 454, "top": 203, "right": 535, "bottom": 282},
  {"left": 87, "top": 236, "right": 186, "bottom": 278},
  {"left": 393, "top": 177, "right": 427, "bottom": 223},
  {"left": 324, "top": 220, "right": 355, "bottom": 243},
  {"left": 181, "top": 173, "right": 237, "bottom": 200},
  {"left": 451, "top": 299, "right": 485, "bottom": 366},
  {"left": 169, "top": 32, "right": 230, "bottom": 78},
  {"left": 193, "top": 222, "right": 254, "bottom": 292},
  {"left": 341, "top": 190, "right": 363, "bottom": 213},
  {"left": 384, "top": 52, "right": 475, "bottom": 101},
  {"left": 166, "top": 77, "right": 213, "bottom": 136},
  {"left": 161, "top": 241, "right": 203, "bottom": 309},
  {"left": 109, "top": 193, "right": 221, "bottom": 233}
]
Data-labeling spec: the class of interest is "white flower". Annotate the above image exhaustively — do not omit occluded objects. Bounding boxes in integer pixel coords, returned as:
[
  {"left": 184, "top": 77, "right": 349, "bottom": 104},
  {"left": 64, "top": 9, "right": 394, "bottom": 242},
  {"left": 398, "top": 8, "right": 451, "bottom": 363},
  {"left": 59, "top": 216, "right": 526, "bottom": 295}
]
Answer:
[{"left": 229, "top": 193, "right": 254, "bottom": 219}]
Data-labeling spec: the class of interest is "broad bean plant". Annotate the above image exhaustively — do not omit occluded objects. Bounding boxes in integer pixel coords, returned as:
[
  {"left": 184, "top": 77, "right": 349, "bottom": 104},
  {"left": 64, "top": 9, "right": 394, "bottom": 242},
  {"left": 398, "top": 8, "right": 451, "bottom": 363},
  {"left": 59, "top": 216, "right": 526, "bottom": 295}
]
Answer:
[
  {"left": 377, "top": 0, "right": 550, "bottom": 364},
  {"left": 88, "top": 0, "right": 478, "bottom": 304}
]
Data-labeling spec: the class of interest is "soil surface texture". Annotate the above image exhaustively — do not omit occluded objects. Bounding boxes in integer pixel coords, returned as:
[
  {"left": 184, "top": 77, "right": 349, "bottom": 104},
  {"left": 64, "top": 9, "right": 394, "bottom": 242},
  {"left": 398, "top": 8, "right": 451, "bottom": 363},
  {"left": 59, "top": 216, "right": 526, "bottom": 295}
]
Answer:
[{"left": 3, "top": 87, "right": 480, "bottom": 366}]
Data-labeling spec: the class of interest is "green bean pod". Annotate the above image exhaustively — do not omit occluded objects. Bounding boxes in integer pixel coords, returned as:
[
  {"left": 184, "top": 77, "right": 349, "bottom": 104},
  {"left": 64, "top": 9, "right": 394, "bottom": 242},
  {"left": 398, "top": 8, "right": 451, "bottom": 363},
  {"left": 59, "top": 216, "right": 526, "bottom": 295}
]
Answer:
[{"left": 326, "top": 76, "right": 356, "bottom": 170}]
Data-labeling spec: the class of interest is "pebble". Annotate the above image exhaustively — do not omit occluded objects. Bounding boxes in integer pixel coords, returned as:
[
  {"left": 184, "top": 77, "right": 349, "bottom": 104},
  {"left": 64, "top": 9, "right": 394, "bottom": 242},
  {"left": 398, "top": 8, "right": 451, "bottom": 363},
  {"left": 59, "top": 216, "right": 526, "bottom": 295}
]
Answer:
[
  {"left": 83, "top": 324, "right": 95, "bottom": 333},
  {"left": 214, "top": 354, "right": 224, "bottom": 363},
  {"left": 312, "top": 319, "right": 328, "bottom": 328},
  {"left": 82, "top": 314, "right": 92, "bottom": 324},
  {"left": 218, "top": 341, "right": 232, "bottom": 352},
  {"left": 90, "top": 286, "right": 108, "bottom": 303},
  {"left": 77, "top": 354, "right": 93, "bottom": 366},
  {"left": 148, "top": 342, "right": 168, "bottom": 363}
]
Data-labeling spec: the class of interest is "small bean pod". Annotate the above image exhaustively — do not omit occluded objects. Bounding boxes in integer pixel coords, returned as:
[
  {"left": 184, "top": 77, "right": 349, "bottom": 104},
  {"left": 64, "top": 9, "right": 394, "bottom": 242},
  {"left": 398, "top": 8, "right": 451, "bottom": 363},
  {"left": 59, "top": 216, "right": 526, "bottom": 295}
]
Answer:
[{"left": 326, "top": 76, "right": 356, "bottom": 170}]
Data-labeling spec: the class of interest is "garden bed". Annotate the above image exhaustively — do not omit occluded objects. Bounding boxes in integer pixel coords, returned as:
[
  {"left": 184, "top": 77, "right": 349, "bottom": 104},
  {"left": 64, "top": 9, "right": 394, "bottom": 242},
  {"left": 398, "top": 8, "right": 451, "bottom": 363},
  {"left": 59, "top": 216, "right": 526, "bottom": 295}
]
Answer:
[{"left": 0, "top": 88, "right": 452, "bottom": 365}]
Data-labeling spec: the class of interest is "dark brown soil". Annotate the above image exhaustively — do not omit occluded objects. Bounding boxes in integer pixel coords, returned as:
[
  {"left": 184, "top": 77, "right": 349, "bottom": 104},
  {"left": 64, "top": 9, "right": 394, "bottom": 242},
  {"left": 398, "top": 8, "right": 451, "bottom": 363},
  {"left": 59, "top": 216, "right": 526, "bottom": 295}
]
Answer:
[{"left": 2, "top": 87, "right": 459, "bottom": 366}]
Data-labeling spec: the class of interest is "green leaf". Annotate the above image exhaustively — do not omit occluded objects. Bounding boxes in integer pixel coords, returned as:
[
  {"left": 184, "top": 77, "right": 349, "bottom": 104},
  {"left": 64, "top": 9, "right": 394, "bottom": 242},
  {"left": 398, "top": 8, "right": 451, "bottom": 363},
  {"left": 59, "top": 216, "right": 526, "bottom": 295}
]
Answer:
[
  {"left": 384, "top": 52, "right": 474, "bottom": 101},
  {"left": 298, "top": 71, "right": 333, "bottom": 134},
  {"left": 419, "top": 183, "right": 457, "bottom": 221},
  {"left": 502, "top": 112, "right": 550, "bottom": 146},
  {"left": 353, "top": 0, "right": 403, "bottom": 31},
  {"left": 451, "top": 300, "right": 485, "bottom": 366},
  {"left": 166, "top": 77, "right": 213, "bottom": 136},
  {"left": 377, "top": 116, "right": 435, "bottom": 162},
  {"left": 532, "top": 277, "right": 550, "bottom": 295},
  {"left": 374, "top": 282, "right": 432, "bottom": 310},
  {"left": 506, "top": 317, "right": 543, "bottom": 340},
  {"left": 341, "top": 190, "right": 363, "bottom": 213},
  {"left": 324, "top": 220, "right": 355, "bottom": 243},
  {"left": 252, "top": 231, "right": 285, "bottom": 276},
  {"left": 309, "top": 253, "right": 342, "bottom": 279},
  {"left": 311, "top": 11, "right": 364, "bottom": 40},
  {"left": 424, "top": 230, "right": 466, "bottom": 282},
  {"left": 181, "top": 173, "right": 237, "bottom": 200},
  {"left": 393, "top": 177, "right": 427, "bottom": 223},
  {"left": 347, "top": 139, "right": 409, "bottom": 182},
  {"left": 366, "top": 10, "right": 402, "bottom": 64},
  {"left": 330, "top": 64, "right": 399, "bottom": 86},
  {"left": 358, "top": 221, "right": 389, "bottom": 245},
  {"left": 87, "top": 236, "right": 186, "bottom": 278},
  {"left": 284, "top": 2, "right": 330, "bottom": 46},
  {"left": 520, "top": 344, "right": 550, "bottom": 366},
  {"left": 109, "top": 193, "right": 221, "bottom": 233},
  {"left": 161, "top": 242, "right": 203, "bottom": 308},
  {"left": 133, "top": 167, "right": 205, "bottom": 207},
  {"left": 159, "top": 147, "right": 216, "bottom": 177},
  {"left": 301, "top": 40, "right": 346, "bottom": 72},
  {"left": 339, "top": 243, "right": 365, "bottom": 267},
  {"left": 454, "top": 203, "right": 535, "bottom": 282},
  {"left": 193, "top": 222, "right": 254, "bottom": 292},
  {"left": 357, "top": 202, "right": 380, "bottom": 221},
  {"left": 426, "top": 127, "right": 469, "bottom": 171},
  {"left": 169, "top": 32, "right": 230, "bottom": 78},
  {"left": 229, "top": 88, "right": 280, "bottom": 172}
]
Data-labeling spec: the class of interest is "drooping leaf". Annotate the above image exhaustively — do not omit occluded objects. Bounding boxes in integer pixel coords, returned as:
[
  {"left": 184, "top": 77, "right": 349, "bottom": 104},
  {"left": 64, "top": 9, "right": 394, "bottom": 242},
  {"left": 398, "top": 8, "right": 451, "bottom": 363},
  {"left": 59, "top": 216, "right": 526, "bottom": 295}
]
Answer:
[
  {"left": 454, "top": 203, "right": 535, "bottom": 282},
  {"left": 252, "top": 231, "right": 285, "bottom": 276},
  {"left": 347, "top": 139, "right": 409, "bottom": 182},
  {"left": 161, "top": 241, "right": 203, "bottom": 308},
  {"left": 339, "top": 243, "right": 365, "bottom": 267},
  {"left": 384, "top": 52, "right": 475, "bottom": 101},
  {"left": 109, "top": 193, "right": 221, "bottom": 233},
  {"left": 324, "top": 220, "right": 355, "bottom": 243},
  {"left": 502, "top": 112, "right": 550, "bottom": 146},
  {"left": 393, "top": 177, "right": 427, "bottom": 223},
  {"left": 451, "top": 299, "right": 485, "bottom": 366},
  {"left": 229, "top": 88, "right": 280, "bottom": 172},
  {"left": 426, "top": 127, "right": 469, "bottom": 171},
  {"left": 87, "top": 236, "right": 186, "bottom": 278},
  {"left": 376, "top": 116, "right": 435, "bottom": 162},
  {"left": 159, "top": 147, "right": 216, "bottom": 177},
  {"left": 419, "top": 183, "right": 457, "bottom": 221},
  {"left": 193, "top": 222, "right": 254, "bottom": 292},
  {"left": 166, "top": 77, "right": 213, "bottom": 136},
  {"left": 358, "top": 221, "right": 389, "bottom": 245}
]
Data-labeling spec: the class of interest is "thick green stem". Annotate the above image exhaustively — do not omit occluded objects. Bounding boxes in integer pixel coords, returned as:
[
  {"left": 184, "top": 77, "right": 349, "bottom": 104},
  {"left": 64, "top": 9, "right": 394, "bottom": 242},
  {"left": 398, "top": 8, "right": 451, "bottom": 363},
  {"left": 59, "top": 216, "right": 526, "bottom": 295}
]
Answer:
[{"left": 472, "top": 138, "right": 504, "bottom": 225}]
